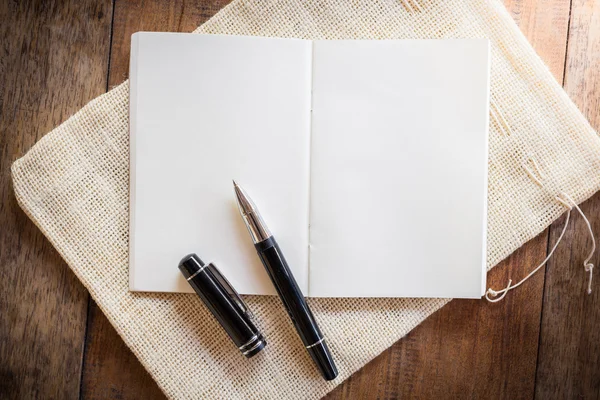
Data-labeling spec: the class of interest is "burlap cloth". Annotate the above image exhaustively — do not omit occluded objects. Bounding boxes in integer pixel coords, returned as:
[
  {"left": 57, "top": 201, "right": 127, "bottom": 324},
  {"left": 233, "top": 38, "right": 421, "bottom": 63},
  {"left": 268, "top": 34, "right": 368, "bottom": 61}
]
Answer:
[{"left": 11, "top": 0, "right": 600, "bottom": 398}]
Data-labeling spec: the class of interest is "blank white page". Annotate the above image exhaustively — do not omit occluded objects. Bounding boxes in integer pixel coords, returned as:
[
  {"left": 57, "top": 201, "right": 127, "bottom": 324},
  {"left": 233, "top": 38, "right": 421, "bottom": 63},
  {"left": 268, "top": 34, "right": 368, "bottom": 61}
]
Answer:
[
  {"left": 308, "top": 40, "right": 489, "bottom": 298},
  {"left": 130, "top": 33, "right": 312, "bottom": 294}
]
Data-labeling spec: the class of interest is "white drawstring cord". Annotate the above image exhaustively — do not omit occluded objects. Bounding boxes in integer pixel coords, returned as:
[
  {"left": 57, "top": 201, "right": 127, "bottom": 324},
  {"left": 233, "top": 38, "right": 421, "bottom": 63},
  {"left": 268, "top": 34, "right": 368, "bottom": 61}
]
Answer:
[
  {"left": 486, "top": 209, "right": 571, "bottom": 302},
  {"left": 562, "top": 193, "right": 595, "bottom": 294},
  {"left": 486, "top": 193, "right": 595, "bottom": 303}
]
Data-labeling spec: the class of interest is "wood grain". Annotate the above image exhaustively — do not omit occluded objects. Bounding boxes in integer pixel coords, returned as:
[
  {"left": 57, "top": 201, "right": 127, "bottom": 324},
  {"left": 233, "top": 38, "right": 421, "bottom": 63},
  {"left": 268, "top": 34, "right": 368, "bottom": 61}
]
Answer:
[
  {"left": 535, "top": 0, "right": 600, "bottom": 398},
  {"left": 79, "top": 1, "right": 231, "bottom": 399},
  {"left": 0, "top": 1, "right": 112, "bottom": 399},
  {"left": 326, "top": 0, "right": 572, "bottom": 397},
  {"left": 503, "top": 0, "right": 571, "bottom": 78}
]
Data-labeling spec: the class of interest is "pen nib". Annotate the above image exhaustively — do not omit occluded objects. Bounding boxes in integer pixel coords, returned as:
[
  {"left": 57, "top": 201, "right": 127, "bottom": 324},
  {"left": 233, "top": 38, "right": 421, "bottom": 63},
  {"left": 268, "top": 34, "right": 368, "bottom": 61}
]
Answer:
[
  {"left": 232, "top": 181, "right": 272, "bottom": 243},
  {"left": 233, "top": 181, "right": 254, "bottom": 216}
]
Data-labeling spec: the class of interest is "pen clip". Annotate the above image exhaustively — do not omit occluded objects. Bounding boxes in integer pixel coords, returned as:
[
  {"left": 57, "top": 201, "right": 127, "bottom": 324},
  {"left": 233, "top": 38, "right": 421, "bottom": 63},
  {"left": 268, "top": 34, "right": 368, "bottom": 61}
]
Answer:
[{"left": 206, "top": 262, "right": 249, "bottom": 315}]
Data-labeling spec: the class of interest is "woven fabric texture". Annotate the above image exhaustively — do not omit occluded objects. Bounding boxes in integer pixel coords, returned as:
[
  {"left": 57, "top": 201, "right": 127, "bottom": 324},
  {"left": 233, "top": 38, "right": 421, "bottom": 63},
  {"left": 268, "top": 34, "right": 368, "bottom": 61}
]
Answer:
[{"left": 11, "top": 0, "right": 600, "bottom": 398}]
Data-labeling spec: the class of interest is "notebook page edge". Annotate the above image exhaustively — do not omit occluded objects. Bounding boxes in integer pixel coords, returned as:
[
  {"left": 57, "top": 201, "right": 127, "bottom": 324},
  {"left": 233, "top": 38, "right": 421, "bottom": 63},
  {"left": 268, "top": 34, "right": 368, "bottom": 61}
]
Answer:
[
  {"left": 307, "top": 39, "right": 315, "bottom": 297},
  {"left": 129, "top": 32, "right": 140, "bottom": 291},
  {"left": 481, "top": 39, "right": 491, "bottom": 297}
]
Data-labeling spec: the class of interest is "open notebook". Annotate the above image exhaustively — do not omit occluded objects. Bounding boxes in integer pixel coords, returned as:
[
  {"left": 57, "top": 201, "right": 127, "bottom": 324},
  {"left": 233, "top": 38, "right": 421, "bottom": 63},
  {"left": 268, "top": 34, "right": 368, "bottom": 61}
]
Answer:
[{"left": 129, "top": 32, "right": 490, "bottom": 298}]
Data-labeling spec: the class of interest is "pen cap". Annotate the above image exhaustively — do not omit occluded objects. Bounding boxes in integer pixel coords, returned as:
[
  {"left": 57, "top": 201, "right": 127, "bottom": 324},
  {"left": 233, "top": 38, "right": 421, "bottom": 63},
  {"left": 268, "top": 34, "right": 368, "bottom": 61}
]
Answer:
[{"left": 178, "top": 254, "right": 266, "bottom": 358}]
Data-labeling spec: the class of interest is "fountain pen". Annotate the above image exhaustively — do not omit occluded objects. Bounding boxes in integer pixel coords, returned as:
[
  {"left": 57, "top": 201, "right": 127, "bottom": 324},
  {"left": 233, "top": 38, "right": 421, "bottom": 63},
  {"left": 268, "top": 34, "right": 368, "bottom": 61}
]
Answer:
[{"left": 233, "top": 181, "right": 338, "bottom": 381}]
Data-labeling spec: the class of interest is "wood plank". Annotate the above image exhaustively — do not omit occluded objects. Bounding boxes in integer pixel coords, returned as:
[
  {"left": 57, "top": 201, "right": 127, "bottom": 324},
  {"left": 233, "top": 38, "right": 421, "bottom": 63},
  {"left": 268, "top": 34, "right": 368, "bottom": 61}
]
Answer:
[
  {"left": 0, "top": 1, "right": 112, "bottom": 399},
  {"left": 503, "top": 0, "right": 572, "bottom": 78},
  {"left": 325, "top": 0, "right": 572, "bottom": 397},
  {"left": 536, "top": 0, "right": 600, "bottom": 397},
  {"left": 79, "top": 1, "right": 231, "bottom": 399}
]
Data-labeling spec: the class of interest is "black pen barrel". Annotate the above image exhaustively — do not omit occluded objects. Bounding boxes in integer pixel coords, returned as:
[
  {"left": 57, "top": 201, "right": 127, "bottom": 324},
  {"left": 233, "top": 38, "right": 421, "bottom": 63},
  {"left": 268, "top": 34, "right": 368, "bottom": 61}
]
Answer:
[{"left": 255, "top": 237, "right": 338, "bottom": 381}]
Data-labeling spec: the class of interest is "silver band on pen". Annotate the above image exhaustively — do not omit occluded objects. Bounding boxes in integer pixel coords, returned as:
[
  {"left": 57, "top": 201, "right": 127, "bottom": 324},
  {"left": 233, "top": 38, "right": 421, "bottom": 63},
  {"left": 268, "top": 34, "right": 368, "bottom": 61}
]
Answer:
[
  {"left": 242, "top": 339, "right": 264, "bottom": 356},
  {"left": 305, "top": 336, "right": 325, "bottom": 349},
  {"left": 238, "top": 335, "right": 259, "bottom": 351},
  {"left": 186, "top": 264, "right": 208, "bottom": 281}
]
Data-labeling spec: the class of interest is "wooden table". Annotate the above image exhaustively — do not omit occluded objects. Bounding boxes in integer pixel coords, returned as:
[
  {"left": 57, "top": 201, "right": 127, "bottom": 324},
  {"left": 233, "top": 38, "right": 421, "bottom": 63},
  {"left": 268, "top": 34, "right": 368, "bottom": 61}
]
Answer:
[{"left": 1, "top": 1, "right": 599, "bottom": 398}]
